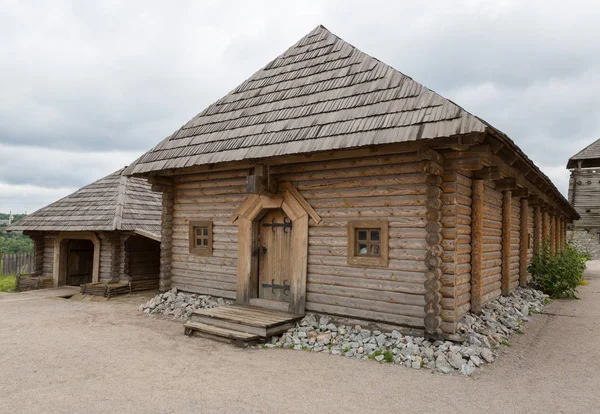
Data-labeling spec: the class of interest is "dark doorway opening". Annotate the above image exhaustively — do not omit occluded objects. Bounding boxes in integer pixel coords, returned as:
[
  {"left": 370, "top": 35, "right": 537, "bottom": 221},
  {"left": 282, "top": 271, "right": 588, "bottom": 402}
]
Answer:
[{"left": 66, "top": 239, "right": 94, "bottom": 286}]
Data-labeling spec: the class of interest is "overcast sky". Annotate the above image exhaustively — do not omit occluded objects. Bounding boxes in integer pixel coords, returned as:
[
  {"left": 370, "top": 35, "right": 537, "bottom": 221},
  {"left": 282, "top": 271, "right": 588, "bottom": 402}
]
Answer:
[{"left": 2, "top": 0, "right": 600, "bottom": 213}]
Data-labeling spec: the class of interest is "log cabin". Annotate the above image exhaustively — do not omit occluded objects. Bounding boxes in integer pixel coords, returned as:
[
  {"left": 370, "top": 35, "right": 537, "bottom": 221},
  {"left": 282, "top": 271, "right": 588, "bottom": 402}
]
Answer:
[
  {"left": 568, "top": 137, "right": 600, "bottom": 237},
  {"left": 7, "top": 168, "right": 162, "bottom": 291},
  {"left": 125, "top": 25, "right": 578, "bottom": 341}
]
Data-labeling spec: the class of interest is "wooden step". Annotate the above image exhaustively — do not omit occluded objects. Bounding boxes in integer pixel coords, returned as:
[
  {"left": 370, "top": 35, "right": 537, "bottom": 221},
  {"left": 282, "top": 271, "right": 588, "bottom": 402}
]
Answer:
[
  {"left": 191, "top": 305, "right": 303, "bottom": 337},
  {"left": 183, "top": 321, "right": 260, "bottom": 346}
]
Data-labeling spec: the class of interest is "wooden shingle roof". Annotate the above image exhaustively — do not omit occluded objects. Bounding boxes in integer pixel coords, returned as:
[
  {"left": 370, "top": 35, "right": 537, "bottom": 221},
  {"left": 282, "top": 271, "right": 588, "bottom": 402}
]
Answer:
[
  {"left": 123, "top": 25, "right": 575, "bottom": 217},
  {"left": 567, "top": 138, "right": 600, "bottom": 168},
  {"left": 8, "top": 168, "right": 161, "bottom": 237},
  {"left": 124, "top": 25, "right": 488, "bottom": 175}
]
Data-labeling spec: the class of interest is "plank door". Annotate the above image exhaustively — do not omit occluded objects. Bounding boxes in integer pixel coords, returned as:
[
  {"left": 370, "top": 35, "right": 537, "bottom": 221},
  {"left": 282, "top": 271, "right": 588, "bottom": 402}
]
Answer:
[
  {"left": 258, "top": 209, "right": 293, "bottom": 302},
  {"left": 66, "top": 240, "right": 94, "bottom": 286}
]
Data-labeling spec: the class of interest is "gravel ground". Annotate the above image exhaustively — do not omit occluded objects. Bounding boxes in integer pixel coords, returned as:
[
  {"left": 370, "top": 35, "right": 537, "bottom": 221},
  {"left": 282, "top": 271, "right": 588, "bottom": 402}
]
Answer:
[{"left": 1, "top": 263, "right": 600, "bottom": 414}]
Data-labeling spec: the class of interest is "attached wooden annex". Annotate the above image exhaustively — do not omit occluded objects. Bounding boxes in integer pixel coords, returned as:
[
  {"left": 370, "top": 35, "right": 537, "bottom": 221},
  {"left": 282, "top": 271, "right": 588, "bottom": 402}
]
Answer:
[
  {"left": 568, "top": 137, "right": 600, "bottom": 235},
  {"left": 7, "top": 168, "right": 162, "bottom": 290},
  {"left": 125, "top": 25, "right": 578, "bottom": 340}
]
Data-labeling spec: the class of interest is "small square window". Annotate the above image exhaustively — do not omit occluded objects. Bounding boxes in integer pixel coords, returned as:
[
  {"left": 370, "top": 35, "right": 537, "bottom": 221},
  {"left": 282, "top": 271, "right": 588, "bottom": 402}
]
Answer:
[
  {"left": 189, "top": 221, "right": 213, "bottom": 256},
  {"left": 347, "top": 221, "right": 388, "bottom": 267}
]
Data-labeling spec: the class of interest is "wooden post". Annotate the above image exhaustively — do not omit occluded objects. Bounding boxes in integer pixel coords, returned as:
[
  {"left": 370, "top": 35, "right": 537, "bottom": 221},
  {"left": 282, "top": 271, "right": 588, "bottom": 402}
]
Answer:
[
  {"left": 542, "top": 207, "right": 549, "bottom": 248},
  {"left": 160, "top": 185, "right": 174, "bottom": 292},
  {"left": 533, "top": 205, "right": 541, "bottom": 254},
  {"left": 519, "top": 197, "right": 529, "bottom": 287},
  {"left": 501, "top": 190, "right": 512, "bottom": 295},
  {"left": 471, "top": 179, "right": 484, "bottom": 313},
  {"left": 549, "top": 210, "right": 556, "bottom": 255},
  {"left": 118, "top": 235, "right": 130, "bottom": 283}
]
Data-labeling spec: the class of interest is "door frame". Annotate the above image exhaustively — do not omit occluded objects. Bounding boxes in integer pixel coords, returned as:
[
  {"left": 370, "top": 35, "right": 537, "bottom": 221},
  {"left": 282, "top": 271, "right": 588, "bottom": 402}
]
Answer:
[
  {"left": 235, "top": 191, "right": 309, "bottom": 315},
  {"left": 53, "top": 232, "right": 100, "bottom": 287}
]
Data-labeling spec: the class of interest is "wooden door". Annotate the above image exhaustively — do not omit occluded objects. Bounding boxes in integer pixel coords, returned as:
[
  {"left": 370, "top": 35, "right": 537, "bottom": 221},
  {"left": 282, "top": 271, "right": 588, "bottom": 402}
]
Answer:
[
  {"left": 258, "top": 209, "right": 293, "bottom": 302},
  {"left": 66, "top": 239, "right": 94, "bottom": 286}
]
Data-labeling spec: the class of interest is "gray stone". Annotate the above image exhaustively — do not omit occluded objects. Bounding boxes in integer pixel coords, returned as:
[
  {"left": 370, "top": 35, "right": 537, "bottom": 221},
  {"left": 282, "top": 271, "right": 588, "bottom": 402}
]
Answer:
[
  {"left": 460, "top": 362, "right": 475, "bottom": 376},
  {"left": 467, "top": 334, "right": 482, "bottom": 346},
  {"left": 421, "top": 347, "right": 435, "bottom": 360},
  {"left": 374, "top": 354, "right": 385, "bottom": 362},
  {"left": 470, "top": 355, "right": 483, "bottom": 367},
  {"left": 360, "top": 329, "right": 371, "bottom": 338},
  {"left": 448, "top": 352, "right": 465, "bottom": 369},
  {"left": 435, "top": 355, "right": 454, "bottom": 374},
  {"left": 316, "top": 333, "right": 332, "bottom": 344},
  {"left": 480, "top": 348, "right": 494, "bottom": 363}
]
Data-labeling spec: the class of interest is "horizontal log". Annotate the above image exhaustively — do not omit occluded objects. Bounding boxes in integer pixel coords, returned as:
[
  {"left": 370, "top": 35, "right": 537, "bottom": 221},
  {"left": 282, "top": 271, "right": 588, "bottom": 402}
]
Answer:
[
  {"left": 308, "top": 255, "right": 427, "bottom": 272},
  {"left": 298, "top": 177, "right": 426, "bottom": 192},
  {"left": 307, "top": 283, "right": 425, "bottom": 306},
  {"left": 275, "top": 162, "right": 421, "bottom": 182},
  {"left": 171, "top": 282, "right": 236, "bottom": 300},
  {"left": 308, "top": 195, "right": 426, "bottom": 209},
  {"left": 306, "top": 292, "right": 425, "bottom": 318},
  {"left": 173, "top": 169, "right": 251, "bottom": 183},
  {"left": 270, "top": 152, "right": 421, "bottom": 175},
  {"left": 307, "top": 264, "right": 425, "bottom": 284},
  {"left": 176, "top": 177, "right": 246, "bottom": 190},
  {"left": 305, "top": 302, "right": 424, "bottom": 328},
  {"left": 308, "top": 273, "right": 426, "bottom": 295}
]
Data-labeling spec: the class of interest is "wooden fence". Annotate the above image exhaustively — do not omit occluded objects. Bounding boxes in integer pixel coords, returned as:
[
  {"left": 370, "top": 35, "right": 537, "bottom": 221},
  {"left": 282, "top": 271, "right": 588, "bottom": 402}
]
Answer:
[{"left": 1, "top": 253, "right": 34, "bottom": 276}]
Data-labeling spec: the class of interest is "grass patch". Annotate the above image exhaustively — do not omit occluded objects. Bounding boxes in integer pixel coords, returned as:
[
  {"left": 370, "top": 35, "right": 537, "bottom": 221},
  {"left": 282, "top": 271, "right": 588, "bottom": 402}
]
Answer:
[
  {"left": 383, "top": 350, "right": 394, "bottom": 363},
  {"left": 0, "top": 274, "right": 16, "bottom": 292}
]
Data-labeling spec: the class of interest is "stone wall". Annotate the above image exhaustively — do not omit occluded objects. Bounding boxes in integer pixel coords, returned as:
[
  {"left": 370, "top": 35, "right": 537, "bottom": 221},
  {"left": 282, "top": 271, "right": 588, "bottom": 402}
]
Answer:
[{"left": 568, "top": 230, "right": 600, "bottom": 260}]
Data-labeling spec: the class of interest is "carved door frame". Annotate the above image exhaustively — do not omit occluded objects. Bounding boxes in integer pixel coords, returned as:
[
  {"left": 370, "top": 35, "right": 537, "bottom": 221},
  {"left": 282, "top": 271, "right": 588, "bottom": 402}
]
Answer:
[{"left": 235, "top": 191, "right": 309, "bottom": 315}]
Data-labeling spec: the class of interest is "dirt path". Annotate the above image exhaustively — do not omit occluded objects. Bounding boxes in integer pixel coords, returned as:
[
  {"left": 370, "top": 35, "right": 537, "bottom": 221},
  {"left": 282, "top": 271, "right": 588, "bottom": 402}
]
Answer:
[{"left": 1, "top": 264, "right": 600, "bottom": 413}]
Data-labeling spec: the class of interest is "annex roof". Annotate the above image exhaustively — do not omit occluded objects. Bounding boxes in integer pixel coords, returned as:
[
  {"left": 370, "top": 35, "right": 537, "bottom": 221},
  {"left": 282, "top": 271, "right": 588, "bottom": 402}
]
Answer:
[{"left": 8, "top": 168, "right": 161, "bottom": 237}]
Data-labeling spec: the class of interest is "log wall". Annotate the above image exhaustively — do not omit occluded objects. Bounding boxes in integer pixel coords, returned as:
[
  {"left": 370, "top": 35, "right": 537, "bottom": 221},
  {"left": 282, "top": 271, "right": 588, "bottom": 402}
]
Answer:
[
  {"left": 42, "top": 233, "right": 58, "bottom": 277},
  {"left": 439, "top": 170, "right": 472, "bottom": 334},
  {"left": 31, "top": 233, "right": 44, "bottom": 275},
  {"left": 170, "top": 153, "right": 430, "bottom": 329},
  {"left": 165, "top": 149, "right": 572, "bottom": 334},
  {"left": 99, "top": 233, "right": 119, "bottom": 283},
  {"left": 526, "top": 205, "right": 534, "bottom": 281},
  {"left": 482, "top": 181, "right": 503, "bottom": 303},
  {"left": 171, "top": 169, "right": 248, "bottom": 299},
  {"left": 509, "top": 196, "right": 521, "bottom": 291}
]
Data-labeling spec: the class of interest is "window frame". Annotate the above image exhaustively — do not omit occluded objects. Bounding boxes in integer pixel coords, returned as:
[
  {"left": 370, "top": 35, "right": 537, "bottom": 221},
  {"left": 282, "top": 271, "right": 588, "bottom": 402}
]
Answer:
[
  {"left": 189, "top": 221, "right": 213, "bottom": 256},
  {"left": 347, "top": 220, "right": 389, "bottom": 267}
]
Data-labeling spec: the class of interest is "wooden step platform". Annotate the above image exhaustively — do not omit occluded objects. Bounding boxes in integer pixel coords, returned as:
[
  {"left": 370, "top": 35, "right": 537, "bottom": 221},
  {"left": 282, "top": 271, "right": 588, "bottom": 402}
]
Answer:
[
  {"left": 183, "top": 321, "right": 261, "bottom": 345},
  {"left": 184, "top": 304, "right": 303, "bottom": 345}
]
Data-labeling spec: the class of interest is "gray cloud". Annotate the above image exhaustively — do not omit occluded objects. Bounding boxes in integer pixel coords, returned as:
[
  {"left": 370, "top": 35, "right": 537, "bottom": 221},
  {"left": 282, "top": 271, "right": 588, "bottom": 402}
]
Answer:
[{"left": 2, "top": 0, "right": 599, "bottom": 212}]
